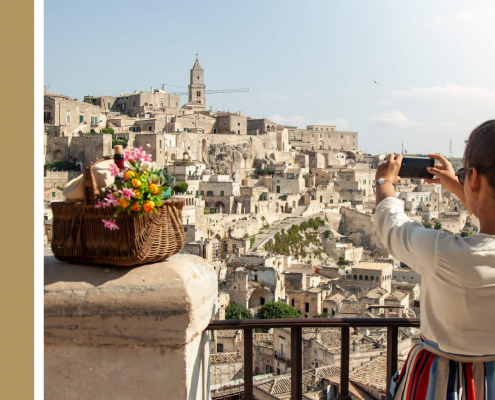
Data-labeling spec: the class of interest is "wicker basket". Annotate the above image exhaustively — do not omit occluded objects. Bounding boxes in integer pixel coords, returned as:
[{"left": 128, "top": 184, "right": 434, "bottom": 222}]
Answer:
[{"left": 51, "top": 159, "right": 185, "bottom": 267}]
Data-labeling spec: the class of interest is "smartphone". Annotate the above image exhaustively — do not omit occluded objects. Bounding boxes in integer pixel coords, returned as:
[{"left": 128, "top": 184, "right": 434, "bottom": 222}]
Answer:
[{"left": 397, "top": 156, "right": 435, "bottom": 179}]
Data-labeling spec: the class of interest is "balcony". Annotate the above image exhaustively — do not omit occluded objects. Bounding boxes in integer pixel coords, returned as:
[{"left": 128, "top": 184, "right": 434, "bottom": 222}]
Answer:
[{"left": 207, "top": 317, "right": 420, "bottom": 400}]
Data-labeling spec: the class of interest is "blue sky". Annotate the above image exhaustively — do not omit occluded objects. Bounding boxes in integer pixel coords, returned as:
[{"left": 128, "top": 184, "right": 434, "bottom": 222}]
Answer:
[{"left": 45, "top": 0, "right": 495, "bottom": 156}]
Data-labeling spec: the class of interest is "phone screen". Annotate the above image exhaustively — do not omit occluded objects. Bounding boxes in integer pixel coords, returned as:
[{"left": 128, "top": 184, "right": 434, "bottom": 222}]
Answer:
[{"left": 398, "top": 156, "right": 435, "bottom": 179}]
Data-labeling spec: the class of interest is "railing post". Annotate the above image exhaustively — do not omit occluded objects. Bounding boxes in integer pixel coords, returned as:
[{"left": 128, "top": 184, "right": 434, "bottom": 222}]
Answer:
[
  {"left": 291, "top": 327, "right": 302, "bottom": 400},
  {"left": 386, "top": 326, "right": 399, "bottom": 397},
  {"left": 242, "top": 328, "right": 254, "bottom": 400},
  {"left": 338, "top": 327, "right": 351, "bottom": 400}
]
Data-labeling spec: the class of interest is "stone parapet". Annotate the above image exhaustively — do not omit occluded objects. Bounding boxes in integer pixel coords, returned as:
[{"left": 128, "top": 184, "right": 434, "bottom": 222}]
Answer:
[{"left": 44, "top": 254, "right": 218, "bottom": 400}]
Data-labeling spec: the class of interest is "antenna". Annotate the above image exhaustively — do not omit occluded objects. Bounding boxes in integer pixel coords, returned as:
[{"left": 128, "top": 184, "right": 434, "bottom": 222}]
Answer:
[{"left": 449, "top": 139, "right": 452, "bottom": 158}]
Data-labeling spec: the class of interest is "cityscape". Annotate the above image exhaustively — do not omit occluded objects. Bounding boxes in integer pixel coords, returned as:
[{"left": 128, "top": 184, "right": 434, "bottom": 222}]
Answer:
[{"left": 43, "top": 55, "right": 477, "bottom": 400}]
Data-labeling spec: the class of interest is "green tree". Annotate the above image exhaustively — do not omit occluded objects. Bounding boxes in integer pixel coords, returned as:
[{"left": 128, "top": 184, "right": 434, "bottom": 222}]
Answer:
[
  {"left": 173, "top": 181, "right": 188, "bottom": 194},
  {"left": 434, "top": 222, "right": 442, "bottom": 230},
  {"left": 225, "top": 302, "right": 252, "bottom": 320},
  {"left": 259, "top": 301, "right": 300, "bottom": 319},
  {"left": 314, "top": 312, "right": 329, "bottom": 318},
  {"left": 424, "top": 222, "right": 433, "bottom": 229}
]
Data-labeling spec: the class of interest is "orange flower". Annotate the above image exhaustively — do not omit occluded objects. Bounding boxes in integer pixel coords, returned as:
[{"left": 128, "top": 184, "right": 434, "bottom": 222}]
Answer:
[
  {"left": 119, "top": 198, "right": 129, "bottom": 208},
  {"left": 125, "top": 170, "right": 136, "bottom": 180},
  {"left": 134, "top": 190, "right": 141, "bottom": 198},
  {"left": 149, "top": 183, "right": 159, "bottom": 195},
  {"left": 132, "top": 179, "right": 142, "bottom": 188},
  {"left": 143, "top": 200, "right": 155, "bottom": 213},
  {"left": 132, "top": 202, "right": 141, "bottom": 211}
]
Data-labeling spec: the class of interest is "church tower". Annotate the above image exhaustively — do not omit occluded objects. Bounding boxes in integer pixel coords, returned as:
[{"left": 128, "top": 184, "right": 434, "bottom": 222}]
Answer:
[{"left": 188, "top": 54, "right": 205, "bottom": 109}]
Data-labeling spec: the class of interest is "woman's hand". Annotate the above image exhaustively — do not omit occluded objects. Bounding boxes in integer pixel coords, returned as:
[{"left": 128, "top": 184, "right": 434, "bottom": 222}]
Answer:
[
  {"left": 376, "top": 153, "right": 403, "bottom": 183},
  {"left": 375, "top": 154, "right": 402, "bottom": 206},
  {"left": 425, "top": 154, "right": 463, "bottom": 196}
]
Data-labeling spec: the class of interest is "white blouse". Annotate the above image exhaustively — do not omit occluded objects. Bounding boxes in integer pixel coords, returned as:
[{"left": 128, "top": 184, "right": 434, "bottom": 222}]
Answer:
[{"left": 375, "top": 197, "right": 495, "bottom": 355}]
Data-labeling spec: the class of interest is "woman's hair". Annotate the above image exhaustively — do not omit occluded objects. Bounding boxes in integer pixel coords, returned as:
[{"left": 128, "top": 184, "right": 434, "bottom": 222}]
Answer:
[{"left": 464, "top": 120, "right": 495, "bottom": 192}]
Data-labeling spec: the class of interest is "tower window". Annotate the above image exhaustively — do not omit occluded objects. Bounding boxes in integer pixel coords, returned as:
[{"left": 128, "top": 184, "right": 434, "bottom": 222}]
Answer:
[{"left": 196, "top": 91, "right": 201, "bottom": 97}]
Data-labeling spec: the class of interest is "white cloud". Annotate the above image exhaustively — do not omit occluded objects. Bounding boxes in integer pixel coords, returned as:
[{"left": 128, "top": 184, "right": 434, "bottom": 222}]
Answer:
[
  {"left": 379, "top": 100, "right": 392, "bottom": 106},
  {"left": 269, "top": 114, "right": 306, "bottom": 127},
  {"left": 432, "top": 11, "right": 495, "bottom": 27},
  {"left": 371, "top": 111, "right": 418, "bottom": 129},
  {"left": 316, "top": 119, "right": 348, "bottom": 128},
  {"left": 392, "top": 84, "right": 495, "bottom": 103}
]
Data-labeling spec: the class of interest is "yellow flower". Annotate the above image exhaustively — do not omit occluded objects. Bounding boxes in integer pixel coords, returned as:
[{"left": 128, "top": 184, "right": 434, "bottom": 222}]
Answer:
[
  {"left": 125, "top": 170, "right": 136, "bottom": 180},
  {"left": 134, "top": 190, "right": 141, "bottom": 198},
  {"left": 149, "top": 183, "right": 159, "bottom": 195},
  {"left": 132, "top": 202, "right": 141, "bottom": 211},
  {"left": 143, "top": 200, "right": 155, "bottom": 213},
  {"left": 132, "top": 179, "right": 142, "bottom": 188},
  {"left": 119, "top": 198, "right": 129, "bottom": 208}
]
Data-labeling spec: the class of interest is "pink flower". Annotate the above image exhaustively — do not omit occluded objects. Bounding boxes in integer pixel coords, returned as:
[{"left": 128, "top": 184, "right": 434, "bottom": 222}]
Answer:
[
  {"left": 124, "top": 151, "right": 133, "bottom": 161},
  {"left": 132, "top": 147, "right": 143, "bottom": 161},
  {"left": 109, "top": 163, "right": 120, "bottom": 177},
  {"left": 133, "top": 146, "right": 153, "bottom": 163},
  {"left": 102, "top": 219, "right": 119, "bottom": 230},
  {"left": 95, "top": 200, "right": 108, "bottom": 208},
  {"left": 119, "top": 188, "right": 136, "bottom": 201},
  {"left": 105, "top": 192, "right": 120, "bottom": 207}
]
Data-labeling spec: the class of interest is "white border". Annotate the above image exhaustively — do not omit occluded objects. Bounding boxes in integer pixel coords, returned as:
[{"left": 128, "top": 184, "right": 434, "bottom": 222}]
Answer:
[{"left": 34, "top": 0, "right": 44, "bottom": 398}]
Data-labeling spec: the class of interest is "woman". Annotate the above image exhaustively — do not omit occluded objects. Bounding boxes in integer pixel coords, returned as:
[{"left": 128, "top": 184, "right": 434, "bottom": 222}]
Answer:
[{"left": 374, "top": 120, "right": 495, "bottom": 399}]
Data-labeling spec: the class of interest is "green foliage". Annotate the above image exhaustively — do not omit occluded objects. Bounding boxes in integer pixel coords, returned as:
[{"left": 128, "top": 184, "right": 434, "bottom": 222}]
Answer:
[
  {"left": 291, "top": 146, "right": 296, "bottom": 150},
  {"left": 90, "top": 128, "right": 96, "bottom": 133},
  {"left": 44, "top": 161, "right": 77, "bottom": 171},
  {"left": 259, "top": 301, "right": 300, "bottom": 319},
  {"left": 173, "top": 181, "right": 188, "bottom": 194},
  {"left": 424, "top": 222, "right": 433, "bottom": 229},
  {"left": 434, "top": 222, "right": 442, "bottom": 230},
  {"left": 112, "top": 139, "right": 128, "bottom": 149},
  {"left": 258, "top": 168, "right": 274, "bottom": 176},
  {"left": 314, "top": 312, "right": 329, "bottom": 318},
  {"left": 225, "top": 303, "right": 252, "bottom": 320},
  {"left": 338, "top": 257, "right": 350, "bottom": 265},
  {"left": 324, "top": 230, "right": 331, "bottom": 238},
  {"left": 243, "top": 233, "right": 249, "bottom": 238},
  {"left": 101, "top": 128, "right": 115, "bottom": 134},
  {"left": 250, "top": 237, "right": 255, "bottom": 248},
  {"left": 210, "top": 209, "right": 216, "bottom": 214},
  {"left": 461, "top": 231, "right": 476, "bottom": 237}
]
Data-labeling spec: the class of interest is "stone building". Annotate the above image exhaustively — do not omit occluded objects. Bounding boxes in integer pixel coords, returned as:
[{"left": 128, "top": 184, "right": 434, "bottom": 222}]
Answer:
[
  {"left": 188, "top": 56, "right": 206, "bottom": 110},
  {"left": 247, "top": 118, "right": 277, "bottom": 135},
  {"left": 212, "top": 112, "right": 247, "bottom": 135},
  {"left": 44, "top": 170, "right": 82, "bottom": 202},
  {"left": 288, "top": 125, "right": 358, "bottom": 152}
]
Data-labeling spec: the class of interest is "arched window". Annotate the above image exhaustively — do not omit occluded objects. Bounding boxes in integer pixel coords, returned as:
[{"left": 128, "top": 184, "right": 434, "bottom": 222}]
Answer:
[
  {"left": 66, "top": 114, "right": 71, "bottom": 124},
  {"left": 148, "top": 125, "right": 152, "bottom": 131},
  {"left": 370, "top": 276, "right": 375, "bottom": 281},
  {"left": 353, "top": 275, "right": 357, "bottom": 280},
  {"left": 364, "top": 276, "right": 369, "bottom": 281},
  {"left": 359, "top": 275, "right": 363, "bottom": 280}
]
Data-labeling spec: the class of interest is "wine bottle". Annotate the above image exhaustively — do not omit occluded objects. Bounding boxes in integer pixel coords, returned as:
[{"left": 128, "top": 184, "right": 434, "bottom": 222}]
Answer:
[{"left": 114, "top": 145, "right": 124, "bottom": 169}]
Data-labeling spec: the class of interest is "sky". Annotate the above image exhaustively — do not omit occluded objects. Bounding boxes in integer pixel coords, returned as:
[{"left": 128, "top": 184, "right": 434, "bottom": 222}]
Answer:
[{"left": 44, "top": 0, "right": 495, "bottom": 157}]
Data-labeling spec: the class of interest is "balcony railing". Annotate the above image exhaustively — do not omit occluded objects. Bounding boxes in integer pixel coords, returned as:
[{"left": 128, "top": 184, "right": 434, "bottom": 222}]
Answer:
[{"left": 207, "top": 317, "right": 420, "bottom": 400}]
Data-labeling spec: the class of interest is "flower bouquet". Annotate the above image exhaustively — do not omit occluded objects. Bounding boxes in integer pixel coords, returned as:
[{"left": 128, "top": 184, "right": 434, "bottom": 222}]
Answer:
[
  {"left": 96, "top": 147, "right": 175, "bottom": 230},
  {"left": 51, "top": 148, "right": 185, "bottom": 267}
]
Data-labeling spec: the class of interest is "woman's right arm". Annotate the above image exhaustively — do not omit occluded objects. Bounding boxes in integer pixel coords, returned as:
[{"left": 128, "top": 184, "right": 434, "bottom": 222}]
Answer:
[{"left": 375, "top": 197, "right": 441, "bottom": 277}]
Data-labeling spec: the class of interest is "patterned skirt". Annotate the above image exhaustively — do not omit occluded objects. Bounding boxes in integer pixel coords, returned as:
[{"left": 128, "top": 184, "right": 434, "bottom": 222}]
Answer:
[{"left": 390, "top": 336, "right": 495, "bottom": 400}]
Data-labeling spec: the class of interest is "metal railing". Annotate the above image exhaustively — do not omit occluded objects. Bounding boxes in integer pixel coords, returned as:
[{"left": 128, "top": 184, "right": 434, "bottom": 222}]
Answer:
[{"left": 206, "top": 317, "right": 420, "bottom": 400}]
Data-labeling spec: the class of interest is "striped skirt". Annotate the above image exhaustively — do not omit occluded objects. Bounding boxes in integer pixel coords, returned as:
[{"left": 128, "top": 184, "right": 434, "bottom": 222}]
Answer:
[{"left": 390, "top": 337, "right": 495, "bottom": 400}]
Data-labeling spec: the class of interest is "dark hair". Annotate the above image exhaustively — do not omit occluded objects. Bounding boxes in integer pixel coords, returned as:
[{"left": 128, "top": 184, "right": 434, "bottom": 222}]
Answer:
[{"left": 464, "top": 120, "right": 495, "bottom": 192}]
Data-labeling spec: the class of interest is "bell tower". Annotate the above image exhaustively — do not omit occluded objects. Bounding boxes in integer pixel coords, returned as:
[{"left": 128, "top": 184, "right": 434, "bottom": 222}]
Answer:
[{"left": 188, "top": 53, "right": 205, "bottom": 109}]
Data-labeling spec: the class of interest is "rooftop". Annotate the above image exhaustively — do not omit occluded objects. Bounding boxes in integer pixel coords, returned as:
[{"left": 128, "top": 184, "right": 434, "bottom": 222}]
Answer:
[
  {"left": 349, "top": 356, "right": 405, "bottom": 392},
  {"left": 210, "top": 352, "right": 243, "bottom": 364},
  {"left": 353, "top": 262, "right": 392, "bottom": 270}
]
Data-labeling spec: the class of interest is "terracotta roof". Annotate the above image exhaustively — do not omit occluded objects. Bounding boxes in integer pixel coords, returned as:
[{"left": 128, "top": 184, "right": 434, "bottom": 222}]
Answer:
[
  {"left": 210, "top": 352, "right": 243, "bottom": 364},
  {"left": 329, "top": 294, "right": 345, "bottom": 302},
  {"left": 216, "top": 329, "right": 239, "bottom": 338},
  {"left": 340, "top": 303, "right": 370, "bottom": 314},
  {"left": 253, "top": 333, "right": 273, "bottom": 347},
  {"left": 349, "top": 356, "right": 405, "bottom": 392},
  {"left": 255, "top": 366, "right": 341, "bottom": 395}
]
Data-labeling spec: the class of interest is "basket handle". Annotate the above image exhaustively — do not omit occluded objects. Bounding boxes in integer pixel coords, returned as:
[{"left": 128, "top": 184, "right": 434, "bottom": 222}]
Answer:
[{"left": 83, "top": 156, "right": 112, "bottom": 205}]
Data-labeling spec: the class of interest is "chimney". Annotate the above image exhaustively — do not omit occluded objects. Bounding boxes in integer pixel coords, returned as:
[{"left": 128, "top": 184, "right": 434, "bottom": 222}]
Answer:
[{"left": 315, "top": 328, "right": 321, "bottom": 342}]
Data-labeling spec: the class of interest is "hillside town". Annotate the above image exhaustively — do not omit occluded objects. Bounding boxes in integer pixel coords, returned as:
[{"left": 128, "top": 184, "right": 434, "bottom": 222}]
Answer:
[{"left": 43, "top": 57, "right": 477, "bottom": 400}]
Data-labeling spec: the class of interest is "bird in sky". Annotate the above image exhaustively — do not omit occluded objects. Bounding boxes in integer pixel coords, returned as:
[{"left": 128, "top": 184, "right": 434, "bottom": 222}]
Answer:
[{"left": 371, "top": 79, "right": 379, "bottom": 85}]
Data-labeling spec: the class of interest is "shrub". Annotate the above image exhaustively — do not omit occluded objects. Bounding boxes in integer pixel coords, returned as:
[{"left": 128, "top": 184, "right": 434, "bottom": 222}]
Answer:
[
  {"left": 434, "top": 222, "right": 442, "bottom": 230},
  {"left": 424, "top": 222, "right": 432, "bottom": 229},
  {"left": 250, "top": 238, "right": 255, "bottom": 248},
  {"left": 314, "top": 312, "right": 329, "bottom": 318},
  {"left": 324, "top": 230, "right": 331, "bottom": 238},
  {"left": 210, "top": 209, "right": 216, "bottom": 214},
  {"left": 173, "top": 181, "right": 188, "bottom": 194},
  {"left": 259, "top": 301, "right": 300, "bottom": 319},
  {"left": 225, "top": 303, "right": 252, "bottom": 320},
  {"left": 112, "top": 139, "right": 128, "bottom": 149}
]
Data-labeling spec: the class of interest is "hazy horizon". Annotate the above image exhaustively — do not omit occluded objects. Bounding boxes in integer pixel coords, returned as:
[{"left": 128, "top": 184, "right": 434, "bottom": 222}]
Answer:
[{"left": 44, "top": 0, "right": 495, "bottom": 157}]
